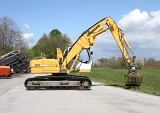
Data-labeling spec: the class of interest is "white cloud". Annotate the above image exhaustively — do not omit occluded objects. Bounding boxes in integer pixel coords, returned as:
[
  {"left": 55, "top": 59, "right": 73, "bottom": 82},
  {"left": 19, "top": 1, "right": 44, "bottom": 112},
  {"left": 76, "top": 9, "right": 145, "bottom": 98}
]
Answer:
[
  {"left": 118, "top": 9, "right": 149, "bottom": 32},
  {"left": 91, "top": 9, "right": 160, "bottom": 61},
  {"left": 118, "top": 9, "right": 160, "bottom": 49},
  {"left": 144, "top": 10, "right": 160, "bottom": 31},
  {"left": 22, "top": 33, "right": 34, "bottom": 47},
  {"left": 24, "top": 24, "right": 31, "bottom": 29},
  {"left": 23, "top": 33, "right": 34, "bottom": 39}
]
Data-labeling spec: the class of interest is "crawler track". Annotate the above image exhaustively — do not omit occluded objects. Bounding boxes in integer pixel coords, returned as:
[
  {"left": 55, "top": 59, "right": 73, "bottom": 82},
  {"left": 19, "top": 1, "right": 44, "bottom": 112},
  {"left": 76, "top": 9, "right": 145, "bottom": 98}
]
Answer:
[{"left": 24, "top": 75, "right": 92, "bottom": 90}]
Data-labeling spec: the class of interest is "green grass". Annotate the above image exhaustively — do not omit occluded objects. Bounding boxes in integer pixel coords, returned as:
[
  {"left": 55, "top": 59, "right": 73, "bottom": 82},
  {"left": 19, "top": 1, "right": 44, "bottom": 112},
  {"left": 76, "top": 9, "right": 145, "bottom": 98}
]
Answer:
[{"left": 80, "top": 68, "right": 160, "bottom": 96}]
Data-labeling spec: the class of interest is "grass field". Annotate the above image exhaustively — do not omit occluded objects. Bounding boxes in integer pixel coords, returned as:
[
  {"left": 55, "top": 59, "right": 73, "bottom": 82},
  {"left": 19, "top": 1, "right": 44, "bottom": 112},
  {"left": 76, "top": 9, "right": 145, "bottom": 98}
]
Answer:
[{"left": 80, "top": 68, "right": 160, "bottom": 96}]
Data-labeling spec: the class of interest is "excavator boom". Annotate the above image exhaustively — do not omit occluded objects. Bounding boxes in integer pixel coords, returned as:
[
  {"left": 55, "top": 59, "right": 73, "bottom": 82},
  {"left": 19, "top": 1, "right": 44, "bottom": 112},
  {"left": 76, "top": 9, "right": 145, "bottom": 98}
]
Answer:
[{"left": 62, "top": 17, "right": 131, "bottom": 66}]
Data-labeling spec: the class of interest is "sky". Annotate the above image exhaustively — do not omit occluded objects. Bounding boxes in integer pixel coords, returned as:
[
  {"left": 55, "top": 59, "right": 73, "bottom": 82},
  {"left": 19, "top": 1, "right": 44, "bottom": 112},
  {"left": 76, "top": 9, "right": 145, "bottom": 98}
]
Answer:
[{"left": 0, "top": 0, "right": 160, "bottom": 61}]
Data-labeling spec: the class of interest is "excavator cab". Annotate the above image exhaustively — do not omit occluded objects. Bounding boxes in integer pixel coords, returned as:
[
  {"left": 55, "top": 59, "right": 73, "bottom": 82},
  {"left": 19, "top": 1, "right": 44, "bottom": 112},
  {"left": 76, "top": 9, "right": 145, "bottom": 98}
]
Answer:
[
  {"left": 74, "top": 49, "right": 93, "bottom": 72},
  {"left": 65, "top": 48, "right": 93, "bottom": 73}
]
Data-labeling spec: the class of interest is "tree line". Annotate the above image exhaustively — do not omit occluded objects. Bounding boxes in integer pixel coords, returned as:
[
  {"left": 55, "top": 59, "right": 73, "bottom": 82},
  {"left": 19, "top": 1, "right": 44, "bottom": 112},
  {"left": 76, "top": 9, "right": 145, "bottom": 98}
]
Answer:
[
  {"left": 0, "top": 16, "right": 159, "bottom": 69},
  {"left": 93, "top": 57, "right": 160, "bottom": 69}
]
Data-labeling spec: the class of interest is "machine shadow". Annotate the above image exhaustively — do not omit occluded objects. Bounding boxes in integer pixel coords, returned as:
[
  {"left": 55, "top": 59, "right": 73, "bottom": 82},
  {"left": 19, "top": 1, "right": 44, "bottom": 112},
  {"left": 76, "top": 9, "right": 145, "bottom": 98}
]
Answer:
[{"left": 92, "top": 83, "right": 124, "bottom": 88}]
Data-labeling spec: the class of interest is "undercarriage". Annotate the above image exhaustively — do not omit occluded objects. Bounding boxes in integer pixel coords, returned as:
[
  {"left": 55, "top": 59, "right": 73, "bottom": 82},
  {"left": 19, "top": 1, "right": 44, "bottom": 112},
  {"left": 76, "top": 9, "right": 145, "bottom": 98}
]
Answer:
[{"left": 24, "top": 75, "right": 92, "bottom": 90}]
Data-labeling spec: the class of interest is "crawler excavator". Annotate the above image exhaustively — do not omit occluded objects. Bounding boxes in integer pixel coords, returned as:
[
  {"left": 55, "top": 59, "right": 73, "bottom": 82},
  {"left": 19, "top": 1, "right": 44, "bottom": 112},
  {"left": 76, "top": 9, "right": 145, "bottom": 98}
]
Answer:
[{"left": 24, "top": 17, "right": 142, "bottom": 90}]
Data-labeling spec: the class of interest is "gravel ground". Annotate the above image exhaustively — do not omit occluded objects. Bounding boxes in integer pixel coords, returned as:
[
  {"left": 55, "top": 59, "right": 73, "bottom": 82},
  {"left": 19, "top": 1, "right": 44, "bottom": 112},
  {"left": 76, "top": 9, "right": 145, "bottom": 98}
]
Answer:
[{"left": 0, "top": 73, "right": 160, "bottom": 113}]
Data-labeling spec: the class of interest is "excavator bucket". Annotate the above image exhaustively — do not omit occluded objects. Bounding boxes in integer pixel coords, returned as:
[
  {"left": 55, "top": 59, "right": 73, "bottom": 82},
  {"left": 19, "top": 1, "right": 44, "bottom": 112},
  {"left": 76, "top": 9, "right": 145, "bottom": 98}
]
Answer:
[{"left": 124, "top": 73, "right": 142, "bottom": 86}]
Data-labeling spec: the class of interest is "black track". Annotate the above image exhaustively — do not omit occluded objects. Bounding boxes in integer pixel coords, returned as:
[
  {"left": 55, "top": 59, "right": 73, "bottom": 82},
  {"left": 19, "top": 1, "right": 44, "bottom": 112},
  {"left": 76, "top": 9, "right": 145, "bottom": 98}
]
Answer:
[{"left": 24, "top": 75, "right": 92, "bottom": 90}]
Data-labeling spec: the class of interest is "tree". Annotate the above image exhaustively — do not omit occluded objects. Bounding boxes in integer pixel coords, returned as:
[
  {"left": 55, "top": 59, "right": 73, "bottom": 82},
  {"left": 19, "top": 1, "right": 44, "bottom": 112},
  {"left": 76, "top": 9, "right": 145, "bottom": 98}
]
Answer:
[
  {"left": 144, "top": 58, "right": 156, "bottom": 69},
  {"left": 20, "top": 47, "right": 35, "bottom": 59},
  {"left": 108, "top": 56, "right": 116, "bottom": 68},
  {"left": 50, "top": 29, "right": 61, "bottom": 37},
  {"left": 49, "top": 29, "right": 71, "bottom": 58},
  {"left": 97, "top": 58, "right": 108, "bottom": 67},
  {"left": 92, "top": 61, "right": 100, "bottom": 68},
  {"left": 0, "top": 16, "right": 27, "bottom": 55},
  {"left": 31, "top": 29, "right": 71, "bottom": 58},
  {"left": 135, "top": 58, "right": 144, "bottom": 69},
  {"left": 116, "top": 57, "right": 125, "bottom": 69},
  {"left": 31, "top": 33, "right": 50, "bottom": 57}
]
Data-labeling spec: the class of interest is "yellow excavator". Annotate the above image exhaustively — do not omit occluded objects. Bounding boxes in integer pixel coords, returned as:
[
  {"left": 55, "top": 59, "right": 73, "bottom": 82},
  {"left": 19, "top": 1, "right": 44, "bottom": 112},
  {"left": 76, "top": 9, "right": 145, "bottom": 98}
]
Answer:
[{"left": 24, "top": 17, "right": 142, "bottom": 90}]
